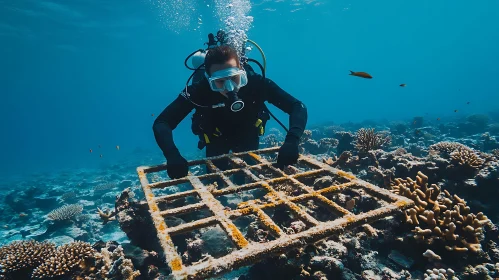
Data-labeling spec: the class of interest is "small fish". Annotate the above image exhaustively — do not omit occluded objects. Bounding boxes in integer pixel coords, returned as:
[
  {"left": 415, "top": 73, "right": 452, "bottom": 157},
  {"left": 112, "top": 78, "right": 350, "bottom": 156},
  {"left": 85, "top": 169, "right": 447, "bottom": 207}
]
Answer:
[
  {"left": 415, "top": 129, "right": 421, "bottom": 134},
  {"left": 100, "top": 154, "right": 103, "bottom": 158},
  {"left": 151, "top": 113, "right": 155, "bottom": 117},
  {"left": 90, "top": 149, "right": 92, "bottom": 153},
  {"left": 437, "top": 118, "right": 440, "bottom": 121},
  {"left": 454, "top": 110, "right": 458, "bottom": 113},
  {"left": 98, "top": 145, "right": 101, "bottom": 148},
  {"left": 349, "top": 70, "right": 372, "bottom": 79},
  {"left": 400, "top": 83, "right": 406, "bottom": 87},
  {"left": 466, "top": 101, "right": 470, "bottom": 105},
  {"left": 116, "top": 145, "right": 120, "bottom": 150},
  {"left": 19, "top": 213, "right": 28, "bottom": 217}
]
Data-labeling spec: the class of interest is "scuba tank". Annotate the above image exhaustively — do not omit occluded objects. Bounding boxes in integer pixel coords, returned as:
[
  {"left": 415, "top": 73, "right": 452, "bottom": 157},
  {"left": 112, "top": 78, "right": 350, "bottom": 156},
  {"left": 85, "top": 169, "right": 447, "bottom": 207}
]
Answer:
[{"left": 190, "top": 50, "right": 207, "bottom": 84}]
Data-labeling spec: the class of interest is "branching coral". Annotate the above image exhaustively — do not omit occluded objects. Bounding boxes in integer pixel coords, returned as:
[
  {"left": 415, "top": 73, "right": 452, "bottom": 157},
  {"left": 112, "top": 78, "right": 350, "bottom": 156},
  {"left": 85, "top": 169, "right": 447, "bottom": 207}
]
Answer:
[
  {"left": 31, "top": 241, "right": 96, "bottom": 278},
  {"left": 47, "top": 204, "right": 83, "bottom": 220},
  {"left": 391, "top": 171, "right": 491, "bottom": 253},
  {"left": 354, "top": 128, "right": 391, "bottom": 154},
  {"left": 450, "top": 146, "right": 484, "bottom": 170},
  {"left": 429, "top": 142, "right": 485, "bottom": 174},
  {"left": 95, "top": 245, "right": 140, "bottom": 280},
  {"left": 94, "top": 182, "right": 117, "bottom": 191},
  {"left": 1, "top": 240, "right": 140, "bottom": 280},
  {"left": 429, "top": 141, "right": 467, "bottom": 155},
  {"left": 0, "top": 240, "right": 56, "bottom": 277}
]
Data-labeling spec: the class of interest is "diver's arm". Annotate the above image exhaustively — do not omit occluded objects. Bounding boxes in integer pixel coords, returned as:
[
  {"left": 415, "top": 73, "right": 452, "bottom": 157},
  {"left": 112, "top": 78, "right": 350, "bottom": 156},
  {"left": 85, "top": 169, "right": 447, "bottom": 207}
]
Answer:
[
  {"left": 152, "top": 92, "right": 194, "bottom": 158},
  {"left": 262, "top": 78, "right": 308, "bottom": 140}
]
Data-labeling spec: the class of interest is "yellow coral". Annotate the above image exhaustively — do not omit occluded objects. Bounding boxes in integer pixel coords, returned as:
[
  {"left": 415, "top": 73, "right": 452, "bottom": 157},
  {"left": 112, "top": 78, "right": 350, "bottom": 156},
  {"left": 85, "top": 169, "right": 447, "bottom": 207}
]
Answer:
[
  {"left": 450, "top": 146, "right": 484, "bottom": 169},
  {"left": 391, "top": 171, "right": 490, "bottom": 254}
]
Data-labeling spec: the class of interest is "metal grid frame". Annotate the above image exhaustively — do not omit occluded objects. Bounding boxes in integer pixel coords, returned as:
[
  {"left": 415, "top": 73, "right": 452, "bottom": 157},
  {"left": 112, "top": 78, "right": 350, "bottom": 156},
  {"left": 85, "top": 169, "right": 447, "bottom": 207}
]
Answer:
[{"left": 136, "top": 147, "right": 414, "bottom": 279}]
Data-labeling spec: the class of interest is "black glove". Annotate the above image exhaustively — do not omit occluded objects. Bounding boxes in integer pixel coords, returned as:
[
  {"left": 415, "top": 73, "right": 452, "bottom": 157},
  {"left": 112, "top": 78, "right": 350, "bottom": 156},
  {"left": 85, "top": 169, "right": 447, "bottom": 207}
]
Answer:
[
  {"left": 166, "top": 150, "right": 189, "bottom": 179},
  {"left": 277, "top": 134, "right": 300, "bottom": 167}
]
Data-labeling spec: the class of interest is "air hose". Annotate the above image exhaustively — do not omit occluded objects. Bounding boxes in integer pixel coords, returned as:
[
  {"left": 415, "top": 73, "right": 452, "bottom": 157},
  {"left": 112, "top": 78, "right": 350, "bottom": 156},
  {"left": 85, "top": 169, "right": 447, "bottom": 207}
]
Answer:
[{"left": 244, "top": 39, "right": 288, "bottom": 133}]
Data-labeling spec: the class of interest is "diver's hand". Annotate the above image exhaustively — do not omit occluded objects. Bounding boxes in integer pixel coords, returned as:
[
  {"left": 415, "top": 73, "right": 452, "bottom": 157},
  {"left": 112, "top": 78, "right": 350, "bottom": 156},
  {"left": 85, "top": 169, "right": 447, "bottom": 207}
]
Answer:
[
  {"left": 166, "top": 150, "right": 189, "bottom": 179},
  {"left": 277, "top": 135, "right": 300, "bottom": 167}
]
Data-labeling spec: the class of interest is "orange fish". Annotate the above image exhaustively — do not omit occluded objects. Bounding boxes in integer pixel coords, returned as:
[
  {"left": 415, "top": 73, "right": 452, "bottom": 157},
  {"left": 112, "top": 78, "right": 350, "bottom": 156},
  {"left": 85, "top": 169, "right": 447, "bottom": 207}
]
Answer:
[
  {"left": 400, "top": 84, "right": 406, "bottom": 87},
  {"left": 349, "top": 70, "right": 372, "bottom": 79}
]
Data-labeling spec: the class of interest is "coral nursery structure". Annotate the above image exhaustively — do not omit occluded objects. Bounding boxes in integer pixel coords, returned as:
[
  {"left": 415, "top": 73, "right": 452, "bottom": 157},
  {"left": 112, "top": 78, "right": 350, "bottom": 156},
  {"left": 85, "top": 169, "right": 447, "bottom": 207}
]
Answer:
[{"left": 136, "top": 146, "right": 413, "bottom": 279}]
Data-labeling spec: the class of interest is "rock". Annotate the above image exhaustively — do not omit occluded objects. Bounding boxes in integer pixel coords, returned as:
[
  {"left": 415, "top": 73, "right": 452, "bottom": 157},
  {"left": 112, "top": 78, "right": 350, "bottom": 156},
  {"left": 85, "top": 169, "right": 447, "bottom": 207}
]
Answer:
[
  {"left": 362, "top": 270, "right": 381, "bottom": 280},
  {"left": 200, "top": 226, "right": 234, "bottom": 257},
  {"left": 388, "top": 250, "right": 414, "bottom": 269},
  {"left": 48, "top": 235, "right": 74, "bottom": 246},
  {"left": 63, "top": 225, "right": 89, "bottom": 241},
  {"left": 321, "top": 240, "right": 348, "bottom": 258}
]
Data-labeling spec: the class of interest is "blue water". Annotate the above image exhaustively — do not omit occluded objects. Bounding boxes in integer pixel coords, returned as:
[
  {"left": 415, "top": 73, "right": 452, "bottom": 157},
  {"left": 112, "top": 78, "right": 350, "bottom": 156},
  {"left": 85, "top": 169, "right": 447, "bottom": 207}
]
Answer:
[{"left": 1, "top": 0, "right": 498, "bottom": 181}]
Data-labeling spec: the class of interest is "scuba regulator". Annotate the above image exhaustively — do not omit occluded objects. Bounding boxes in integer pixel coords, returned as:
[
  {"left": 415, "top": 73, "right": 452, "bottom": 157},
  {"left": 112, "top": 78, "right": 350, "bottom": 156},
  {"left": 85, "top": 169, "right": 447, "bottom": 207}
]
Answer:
[{"left": 183, "top": 30, "right": 267, "bottom": 113}]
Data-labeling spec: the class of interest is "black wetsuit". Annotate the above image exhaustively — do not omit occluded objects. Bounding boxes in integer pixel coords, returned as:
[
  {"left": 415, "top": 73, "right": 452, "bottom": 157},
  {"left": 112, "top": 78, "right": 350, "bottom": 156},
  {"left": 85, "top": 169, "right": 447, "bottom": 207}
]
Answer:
[{"left": 152, "top": 64, "right": 307, "bottom": 171}]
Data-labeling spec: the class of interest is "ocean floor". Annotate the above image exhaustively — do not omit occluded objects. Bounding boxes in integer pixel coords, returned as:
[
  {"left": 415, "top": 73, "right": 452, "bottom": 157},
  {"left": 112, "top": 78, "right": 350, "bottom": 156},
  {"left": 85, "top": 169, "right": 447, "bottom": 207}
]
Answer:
[{"left": 2, "top": 114, "right": 499, "bottom": 279}]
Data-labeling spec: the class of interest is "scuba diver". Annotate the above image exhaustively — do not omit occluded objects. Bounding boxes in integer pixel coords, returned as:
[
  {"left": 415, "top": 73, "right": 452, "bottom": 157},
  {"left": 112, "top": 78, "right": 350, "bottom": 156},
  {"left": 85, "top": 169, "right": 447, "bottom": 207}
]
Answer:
[{"left": 152, "top": 34, "right": 307, "bottom": 180}]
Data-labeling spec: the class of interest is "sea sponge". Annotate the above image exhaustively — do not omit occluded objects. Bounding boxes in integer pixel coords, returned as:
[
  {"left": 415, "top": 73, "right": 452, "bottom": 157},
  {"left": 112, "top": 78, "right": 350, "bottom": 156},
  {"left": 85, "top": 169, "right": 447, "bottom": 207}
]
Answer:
[
  {"left": 31, "top": 241, "right": 96, "bottom": 278},
  {"left": 391, "top": 171, "right": 491, "bottom": 253},
  {"left": 47, "top": 204, "right": 83, "bottom": 220},
  {"left": 354, "top": 128, "right": 391, "bottom": 154},
  {"left": 0, "top": 240, "right": 56, "bottom": 276}
]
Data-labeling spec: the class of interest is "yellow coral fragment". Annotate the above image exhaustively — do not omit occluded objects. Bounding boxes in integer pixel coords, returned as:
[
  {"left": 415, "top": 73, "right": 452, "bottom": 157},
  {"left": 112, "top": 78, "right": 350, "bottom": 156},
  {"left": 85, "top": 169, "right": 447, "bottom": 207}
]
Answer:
[{"left": 170, "top": 258, "right": 183, "bottom": 271}]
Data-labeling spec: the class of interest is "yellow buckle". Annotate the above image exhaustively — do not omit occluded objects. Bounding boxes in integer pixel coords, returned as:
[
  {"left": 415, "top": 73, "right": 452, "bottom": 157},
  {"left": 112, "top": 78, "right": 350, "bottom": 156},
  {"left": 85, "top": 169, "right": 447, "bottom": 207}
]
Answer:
[{"left": 255, "top": 119, "right": 262, "bottom": 127}]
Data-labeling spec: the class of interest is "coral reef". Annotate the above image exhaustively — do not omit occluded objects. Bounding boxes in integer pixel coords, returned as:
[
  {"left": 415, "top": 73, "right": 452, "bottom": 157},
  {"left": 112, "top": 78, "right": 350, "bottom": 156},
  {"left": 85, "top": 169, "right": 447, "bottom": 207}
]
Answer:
[
  {"left": 47, "top": 204, "right": 83, "bottom": 221},
  {"left": 424, "top": 268, "right": 457, "bottom": 280},
  {"left": 354, "top": 128, "right": 391, "bottom": 154},
  {"left": 0, "top": 240, "right": 141, "bottom": 280},
  {"left": 0, "top": 240, "right": 56, "bottom": 279},
  {"left": 32, "top": 241, "right": 96, "bottom": 278},
  {"left": 2, "top": 113, "right": 499, "bottom": 280},
  {"left": 391, "top": 171, "right": 491, "bottom": 253}
]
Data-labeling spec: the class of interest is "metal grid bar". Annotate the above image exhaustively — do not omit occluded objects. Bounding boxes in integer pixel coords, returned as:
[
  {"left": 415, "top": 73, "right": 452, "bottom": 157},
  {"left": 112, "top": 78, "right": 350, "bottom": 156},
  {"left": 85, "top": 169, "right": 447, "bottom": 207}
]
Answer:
[{"left": 136, "top": 147, "right": 414, "bottom": 279}]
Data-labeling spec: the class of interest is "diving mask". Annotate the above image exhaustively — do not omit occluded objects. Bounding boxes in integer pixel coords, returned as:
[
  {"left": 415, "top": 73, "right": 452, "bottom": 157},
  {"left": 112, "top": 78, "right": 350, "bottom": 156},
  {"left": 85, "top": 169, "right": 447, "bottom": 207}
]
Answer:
[{"left": 205, "top": 67, "right": 248, "bottom": 92}]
